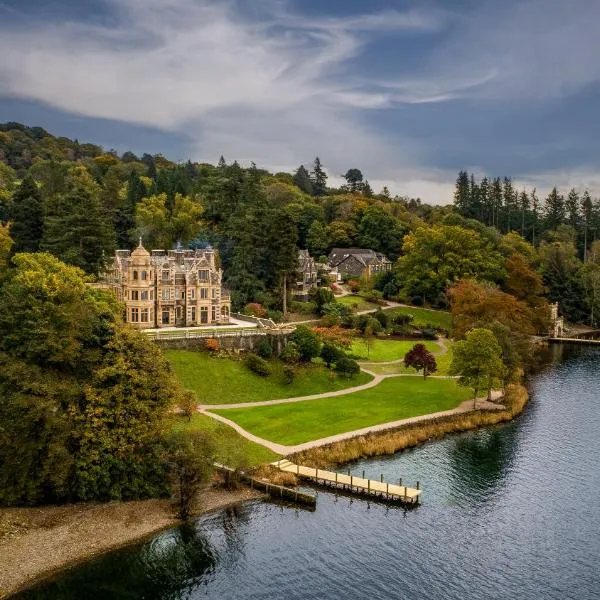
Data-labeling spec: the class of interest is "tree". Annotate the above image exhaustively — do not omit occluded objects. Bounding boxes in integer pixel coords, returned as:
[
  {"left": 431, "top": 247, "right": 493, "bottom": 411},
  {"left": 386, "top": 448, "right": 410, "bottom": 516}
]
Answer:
[
  {"left": 566, "top": 188, "right": 580, "bottom": 231},
  {"left": 0, "top": 223, "right": 11, "bottom": 271},
  {"left": 403, "top": 343, "right": 437, "bottom": 379},
  {"left": 179, "top": 391, "right": 197, "bottom": 422},
  {"left": 544, "top": 187, "right": 565, "bottom": 231},
  {"left": 164, "top": 430, "right": 216, "bottom": 520},
  {"left": 289, "top": 325, "right": 321, "bottom": 361},
  {"left": 582, "top": 241, "right": 600, "bottom": 325},
  {"left": 320, "top": 343, "right": 345, "bottom": 368},
  {"left": 454, "top": 171, "right": 471, "bottom": 217},
  {"left": 0, "top": 253, "right": 182, "bottom": 505},
  {"left": 8, "top": 175, "right": 44, "bottom": 254},
  {"left": 293, "top": 165, "right": 313, "bottom": 195},
  {"left": 397, "top": 225, "right": 505, "bottom": 305},
  {"left": 41, "top": 167, "right": 115, "bottom": 274},
  {"left": 310, "top": 157, "right": 328, "bottom": 197},
  {"left": 306, "top": 220, "right": 328, "bottom": 257},
  {"left": 334, "top": 357, "right": 360, "bottom": 379},
  {"left": 450, "top": 328, "right": 505, "bottom": 406},
  {"left": 343, "top": 168, "right": 363, "bottom": 192}
]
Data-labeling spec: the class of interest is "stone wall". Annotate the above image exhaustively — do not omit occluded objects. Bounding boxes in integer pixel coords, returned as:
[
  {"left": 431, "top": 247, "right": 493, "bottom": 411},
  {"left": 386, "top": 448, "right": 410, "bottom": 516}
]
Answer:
[{"left": 150, "top": 330, "right": 291, "bottom": 353}]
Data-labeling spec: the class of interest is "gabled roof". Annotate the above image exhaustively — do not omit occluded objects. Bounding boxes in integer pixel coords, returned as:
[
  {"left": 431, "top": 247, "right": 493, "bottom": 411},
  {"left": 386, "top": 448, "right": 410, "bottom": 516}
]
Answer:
[{"left": 328, "top": 247, "right": 390, "bottom": 267}]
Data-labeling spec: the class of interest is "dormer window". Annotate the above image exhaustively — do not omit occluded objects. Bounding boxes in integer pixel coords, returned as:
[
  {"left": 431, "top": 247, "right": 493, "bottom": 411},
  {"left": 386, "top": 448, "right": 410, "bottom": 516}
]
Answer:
[{"left": 198, "top": 270, "right": 209, "bottom": 281}]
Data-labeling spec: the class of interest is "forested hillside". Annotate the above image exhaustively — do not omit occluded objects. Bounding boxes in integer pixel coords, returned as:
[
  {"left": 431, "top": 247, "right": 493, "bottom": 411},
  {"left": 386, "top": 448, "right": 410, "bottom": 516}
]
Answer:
[{"left": 1, "top": 122, "right": 599, "bottom": 324}]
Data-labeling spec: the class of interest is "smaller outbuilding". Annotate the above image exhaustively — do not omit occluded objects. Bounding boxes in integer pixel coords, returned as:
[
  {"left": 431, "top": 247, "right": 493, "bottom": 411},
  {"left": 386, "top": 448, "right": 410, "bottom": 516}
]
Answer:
[{"left": 327, "top": 248, "right": 392, "bottom": 278}]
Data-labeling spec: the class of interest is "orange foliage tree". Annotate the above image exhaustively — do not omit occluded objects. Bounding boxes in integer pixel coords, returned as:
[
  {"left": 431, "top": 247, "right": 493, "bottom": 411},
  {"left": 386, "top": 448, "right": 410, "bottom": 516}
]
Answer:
[{"left": 312, "top": 325, "right": 354, "bottom": 349}]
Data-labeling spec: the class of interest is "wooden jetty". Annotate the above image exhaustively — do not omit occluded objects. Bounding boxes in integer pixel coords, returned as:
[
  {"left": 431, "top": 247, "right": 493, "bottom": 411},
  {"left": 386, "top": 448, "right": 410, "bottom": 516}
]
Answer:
[
  {"left": 214, "top": 463, "right": 316, "bottom": 509},
  {"left": 548, "top": 337, "right": 600, "bottom": 345},
  {"left": 273, "top": 459, "right": 421, "bottom": 506}
]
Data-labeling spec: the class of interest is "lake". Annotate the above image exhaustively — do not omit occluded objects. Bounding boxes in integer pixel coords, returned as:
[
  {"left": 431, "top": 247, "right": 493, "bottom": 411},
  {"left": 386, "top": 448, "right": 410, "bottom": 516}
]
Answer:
[{"left": 13, "top": 345, "right": 600, "bottom": 599}]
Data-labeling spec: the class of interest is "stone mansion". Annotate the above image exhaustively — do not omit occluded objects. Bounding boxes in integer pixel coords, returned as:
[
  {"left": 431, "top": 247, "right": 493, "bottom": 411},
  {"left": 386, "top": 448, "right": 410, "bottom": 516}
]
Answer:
[{"left": 97, "top": 242, "right": 231, "bottom": 329}]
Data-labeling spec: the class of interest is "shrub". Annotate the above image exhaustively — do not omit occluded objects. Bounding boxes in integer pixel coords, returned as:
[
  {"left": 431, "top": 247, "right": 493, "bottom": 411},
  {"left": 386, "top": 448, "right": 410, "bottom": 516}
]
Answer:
[
  {"left": 256, "top": 339, "right": 273, "bottom": 359},
  {"left": 411, "top": 296, "right": 424, "bottom": 307},
  {"left": 382, "top": 281, "right": 399, "bottom": 299},
  {"left": 364, "top": 289, "right": 384, "bottom": 305},
  {"left": 289, "top": 325, "right": 321, "bottom": 361},
  {"left": 320, "top": 313, "right": 340, "bottom": 327},
  {"left": 244, "top": 353, "right": 271, "bottom": 377},
  {"left": 280, "top": 341, "right": 300, "bottom": 364},
  {"left": 282, "top": 365, "right": 296, "bottom": 385},
  {"left": 309, "top": 287, "right": 335, "bottom": 312},
  {"left": 420, "top": 327, "right": 438, "bottom": 340},
  {"left": 244, "top": 303, "right": 267, "bottom": 318},
  {"left": 335, "top": 357, "right": 361, "bottom": 379},
  {"left": 205, "top": 338, "right": 220, "bottom": 353},
  {"left": 373, "top": 309, "right": 389, "bottom": 329},
  {"left": 289, "top": 301, "right": 317, "bottom": 315},
  {"left": 320, "top": 343, "right": 345, "bottom": 368},
  {"left": 267, "top": 309, "right": 283, "bottom": 323},
  {"left": 347, "top": 279, "right": 361, "bottom": 294}
]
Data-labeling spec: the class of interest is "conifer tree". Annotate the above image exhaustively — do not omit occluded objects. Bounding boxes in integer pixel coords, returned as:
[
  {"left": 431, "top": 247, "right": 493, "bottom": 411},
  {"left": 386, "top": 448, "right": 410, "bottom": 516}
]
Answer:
[
  {"left": 544, "top": 187, "right": 566, "bottom": 231},
  {"left": 582, "top": 191, "right": 593, "bottom": 261},
  {"left": 293, "top": 165, "right": 313, "bottom": 195},
  {"left": 310, "top": 157, "right": 328, "bottom": 197},
  {"left": 566, "top": 188, "right": 580, "bottom": 231},
  {"left": 519, "top": 190, "right": 530, "bottom": 238},
  {"left": 9, "top": 174, "right": 43, "bottom": 253},
  {"left": 453, "top": 170, "right": 471, "bottom": 216}
]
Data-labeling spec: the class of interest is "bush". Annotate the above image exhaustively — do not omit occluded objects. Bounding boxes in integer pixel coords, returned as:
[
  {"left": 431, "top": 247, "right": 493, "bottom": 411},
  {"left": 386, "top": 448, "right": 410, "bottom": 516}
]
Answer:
[
  {"left": 244, "top": 303, "right": 267, "bottom": 318},
  {"left": 420, "top": 327, "right": 438, "bottom": 340},
  {"left": 282, "top": 365, "right": 296, "bottom": 385},
  {"left": 320, "top": 343, "right": 345, "bottom": 368},
  {"left": 267, "top": 309, "right": 283, "bottom": 323},
  {"left": 289, "top": 301, "right": 317, "bottom": 315},
  {"left": 244, "top": 353, "right": 271, "bottom": 377},
  {"left": 364, "top": 289, "right": 384, "bottom": 304},
  {"left": 382, "top": 281, "right": 399, "bottom": 299},
  {"left": 205, "top": 338, "right": 220, "bottom": 353},
  {"left": 256, "top": 339, "right": 273, "bottom": 359},
  {"left": 411, "top": 296, "right": 424, "bottom": 307},
  {"left": 335, "top": 357, "right": 361, "bottom": 379},
  {"left": 289, "top": 325, "right": 321, "bottom": 361},
  {"left": 373, "top": 309, "right": 389, "bottom": 329},
  {"left": 280, "top": 341, "right": 300, "bottom": 364},
  {"left": 320, "top": 313, "right": 340, "bottom": 327},
  {"left": 347, "top": 279, "right": 361, "bottom": 294},
  {"left": 309, "top": 287, "right": 335, "bottom": 312}
]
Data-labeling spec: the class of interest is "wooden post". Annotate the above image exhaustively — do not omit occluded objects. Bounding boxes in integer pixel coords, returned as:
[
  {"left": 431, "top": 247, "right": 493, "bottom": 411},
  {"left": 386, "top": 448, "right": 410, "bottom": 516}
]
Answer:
[
  {"left": 362, "top": 470, "right": 365, "bottom": 479},
  {"left": 399, "top": 478, "right": 402, "bottom": 486},
  {"left": 404, "top": 486, "right": 407, "bottom": 502},
  {"left": 315, "top": 468, "right": 318, "bottom": 481},
  {"left": 335, "top": 472, "right": 338, "bottom": 484},
  {"left": 386, "top": 482, "right": 389, "bottom": 498},
  {"left": 297, "top": 464, "right": 299, "bottom": 475},
  {"left": 416, "top": 481, "right": 420, "bottom": 490},
  {"left": 368, "top": 480, "right": 371, "bottom": 493},
  {"left": 380, "top": 474, "right": 384, "bottom": 483},
  {"left": 350, "top": 474, "right": 353, "bottom": 488}
]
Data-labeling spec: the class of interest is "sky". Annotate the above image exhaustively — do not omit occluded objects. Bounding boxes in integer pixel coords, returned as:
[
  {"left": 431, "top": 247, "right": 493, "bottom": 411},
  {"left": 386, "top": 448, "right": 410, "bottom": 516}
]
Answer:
[{"left": 1, "top": 0, "right": 600, "bottom": 204}]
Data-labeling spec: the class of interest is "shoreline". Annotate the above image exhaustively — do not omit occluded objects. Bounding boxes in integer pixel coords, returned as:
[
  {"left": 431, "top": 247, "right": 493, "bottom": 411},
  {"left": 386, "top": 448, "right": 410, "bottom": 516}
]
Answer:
[
  {"left": 291, "top": 383, "right": 529, "bottom": 468},
  {"left": 0, "top": 484, "right": 264, "bottom": 599}
]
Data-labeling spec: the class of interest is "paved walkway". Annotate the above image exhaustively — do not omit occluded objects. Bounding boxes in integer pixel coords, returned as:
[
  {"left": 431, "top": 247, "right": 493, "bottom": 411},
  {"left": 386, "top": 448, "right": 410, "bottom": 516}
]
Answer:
[{"left": 202, "top": 392, "right": 504, "bottom": 456}]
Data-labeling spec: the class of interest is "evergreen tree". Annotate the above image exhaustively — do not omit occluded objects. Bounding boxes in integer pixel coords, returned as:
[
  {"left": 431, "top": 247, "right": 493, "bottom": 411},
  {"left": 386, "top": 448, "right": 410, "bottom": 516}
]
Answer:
[
  {"left": 41, "top": 167, "right": 115, "bottom": 274},
  {"left": 518, "top": 190, "right": 530, "bottom": 238},
  {"left": 381, "top": 186, "right": 391, "bottom": 199},
  {"left": 491, "top": 177, "right": 503, "bottom": 228},
  {"left": 293, "top": 165, "right": 313, "bottom": 195},
  {"left": 362, "top": 180, "right": 373, "bottom": 197},
  {"left": 531, "top": 188, "right": 539, "bottom": 245},
  {"left": 310, "top": 157, "right": 328, "bottom": 197},
  {"left": 9, "top": 174, "right": 43, "bottom": 253},
  {"left": 582, "top": 191, "right": 593, "bottom": 261},
  {"left": 503, "top": 177, "right": 515, "bottom": 233},
  {"left": 453, "top": 170, "right": 471, "bottom": 216},
  {"left": 566, "top": 188, "right": 580, "bottom": 230},
  {"left": 479, "top": 177, "right": 491, "bottom": 225},
  {"left": 306, "top": 220, "right": 328, "bottom": 256},
  {"left": 343, "top": 168, "right": 363, "bottom": 192},
  {"left": 544, "top": 187, "right": 566, "bottom": 231}
]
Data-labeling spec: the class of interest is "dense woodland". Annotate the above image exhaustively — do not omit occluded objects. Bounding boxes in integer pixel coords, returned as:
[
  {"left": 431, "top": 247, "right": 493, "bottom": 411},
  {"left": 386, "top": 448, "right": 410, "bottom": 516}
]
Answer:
[{"left": 0, "top": 122, "right": 599, "bottom": 508}]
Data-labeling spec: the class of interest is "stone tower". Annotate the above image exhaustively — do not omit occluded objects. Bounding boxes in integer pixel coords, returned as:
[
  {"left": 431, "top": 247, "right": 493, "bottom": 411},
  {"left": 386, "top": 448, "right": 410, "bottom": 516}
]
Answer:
[{"left": 125, "top": 240, "right": 155, "bottom": 328}]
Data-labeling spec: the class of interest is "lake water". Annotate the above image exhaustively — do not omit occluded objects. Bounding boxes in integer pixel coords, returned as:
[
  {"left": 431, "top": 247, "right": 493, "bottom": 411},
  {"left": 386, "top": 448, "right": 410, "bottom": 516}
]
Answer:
[{"left": 13, "top": 345, "right": 600, "bottom": 599}]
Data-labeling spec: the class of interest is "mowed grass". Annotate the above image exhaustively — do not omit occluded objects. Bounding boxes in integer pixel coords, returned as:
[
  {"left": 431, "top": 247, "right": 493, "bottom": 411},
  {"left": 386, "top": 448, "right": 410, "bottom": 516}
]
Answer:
[
  {"left": 165, "top": 351, "right": 372, "bottom": 405},
  {"left": 214, "top": 377, "right": 472, "bottom": 446},
  {"left": 336, "top": 295, "right": 379, "bottom": 312},
  {"left": 173, "top": 413, "right": 279, "bottom": 466},
  {"left": 383, "top": 306, "right": 453, "bottom": 331},
  {"left": 349, "top": 338, "right": 439, "bottom": 362},
  {"left": 363, "top": 340, "right": 454, "bottom": 375}
]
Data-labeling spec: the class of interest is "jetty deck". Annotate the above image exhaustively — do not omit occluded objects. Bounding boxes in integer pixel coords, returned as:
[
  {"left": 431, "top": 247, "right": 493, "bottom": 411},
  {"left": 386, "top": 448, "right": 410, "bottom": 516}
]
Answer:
[{"left": 273, "top": 459, "right": 421, "bottom": 505}]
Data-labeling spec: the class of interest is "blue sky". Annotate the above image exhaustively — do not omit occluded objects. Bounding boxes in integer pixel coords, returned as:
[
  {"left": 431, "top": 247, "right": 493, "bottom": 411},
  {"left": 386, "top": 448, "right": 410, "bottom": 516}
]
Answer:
[{"left": 1, "top": 0, "right": 600, "bottom": 203}]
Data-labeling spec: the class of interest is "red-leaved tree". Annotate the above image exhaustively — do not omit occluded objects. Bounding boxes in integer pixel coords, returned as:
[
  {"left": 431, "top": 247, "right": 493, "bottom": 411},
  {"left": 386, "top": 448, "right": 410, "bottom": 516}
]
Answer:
[{"left": 403, "top": 343, "right": 437, "bottom": 379}]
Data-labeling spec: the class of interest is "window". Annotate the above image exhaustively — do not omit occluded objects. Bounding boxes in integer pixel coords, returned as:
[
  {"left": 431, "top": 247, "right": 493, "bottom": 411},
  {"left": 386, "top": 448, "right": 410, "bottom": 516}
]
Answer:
[
  {"left": 133, "top": 271, "right": 138, "bottom": 280},
  {"left": 212, "top": 288, "right": 216, "bottom": 299},
  {"left": 150, "top": 291, "right": 154, "bottom": 301},
  {"left": 180, "top": 290, "right": 185, "bottom": 300},
  {"left": 189, "top": 289, "right": 195, "bottom": 300},
  {"left": 162, "top": 289, "right": 170, "bottom": 301},
  {"left": 162, "top": 270, "right": 170, "bottom": 281},
  {"left": 162, "top": 310, "right": 170, "bottom": 324},
  {"left": 191, "top": 307, "right": 196, "bottom": 322},
  {"left": 200, "top": 307, "right": 208, "bottom": 323},
  {"left": 175, "top": 274, "right": 186, "bottom": 285},
  {"left": 200, "top": 288, "right": 208, "bottom": 299},
  {"left": 141, "top": 271, "right": 147, "bottom": 281},
  {"left": 131, "top": 290, "right": 139, "bottom": 300},
  {"left": 176, "top": 307, "right": 182, "bottom": 321},
  {"left": 141, "top": 308, "right": 149, "bottom": 322},
  {"left": 141, "top": 291, "right": 148, "bottom": 301},
  {"left": 198, "top": 270, "right": 209, "bottom": 281},
  {"left": 131, "top": 308, "right": 139, "bottom": 322},
  {"left": 211, "top": 307, "right": 216, "bottom": 322}
]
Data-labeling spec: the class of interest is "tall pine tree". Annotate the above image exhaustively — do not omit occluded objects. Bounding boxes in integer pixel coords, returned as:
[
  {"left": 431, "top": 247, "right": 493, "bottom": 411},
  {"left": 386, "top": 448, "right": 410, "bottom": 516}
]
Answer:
[
  {"left": 9, "top": 174, "right": 44, "bottom": 253},
  {"left": 310, "top": 157, "right": 328, "bottom": 197}
]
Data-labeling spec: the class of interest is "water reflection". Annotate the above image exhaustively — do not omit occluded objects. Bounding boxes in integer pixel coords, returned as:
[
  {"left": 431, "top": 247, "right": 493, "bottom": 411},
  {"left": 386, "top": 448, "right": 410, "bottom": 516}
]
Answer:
[{"left": 15, "top": 522, "right": 218, "bottom": 600}]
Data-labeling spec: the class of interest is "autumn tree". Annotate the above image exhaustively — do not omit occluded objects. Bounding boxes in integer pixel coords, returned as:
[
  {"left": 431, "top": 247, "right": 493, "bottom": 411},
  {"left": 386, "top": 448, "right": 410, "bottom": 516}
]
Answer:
[
  {"left": 403, "top": 343, "right": 437, "bottom": 379},
  {"left": 450, "top": 328, "right": 505, "bottom": 406}
]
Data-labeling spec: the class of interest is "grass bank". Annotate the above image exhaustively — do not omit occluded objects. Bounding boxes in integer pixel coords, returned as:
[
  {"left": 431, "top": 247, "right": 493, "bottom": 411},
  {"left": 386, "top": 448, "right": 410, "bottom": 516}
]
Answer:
[
  {"left": 362, "top": 340, "right": 453, "bottom": 375},
  {"left": 349, "top": 338, "right": 439, "bottom": 362},
  {"left": 213, "top": 377, "right": 472, "bottom": 446},
  {"left": 291, "top": 384, "right": 528, "bottom": 468},
  {"left": 336, "top": 295, "right": 379, "bottom": 312},
  {"left": 382, "top": 306, "right": 453, "bottom": 331},
  {"left": 166, "top": 351, "right": 372, "bottom": 405}
]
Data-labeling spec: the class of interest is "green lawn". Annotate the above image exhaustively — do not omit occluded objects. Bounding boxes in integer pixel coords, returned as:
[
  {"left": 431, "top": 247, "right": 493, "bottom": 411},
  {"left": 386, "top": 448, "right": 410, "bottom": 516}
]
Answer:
[
  {"left": 173, "top": 413, "right": 279, "bottom": 466},
  {"left": 166, "top": 351, "right": 372, "bottom": 405},
  {"left": 382, "top": 306, "right": 453, "bottom": 331},
  {"left": 336, "top": 295, "right": 379, "bottom": 312},
  {"left": 362, "top": 340, "right": 454, "bottom": 375},
  {"left": 214, "top": 377, "right": 472, "bottom": 446},
  {"left": 349, "top": 338, "right": 439, "bottom": 362}
]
